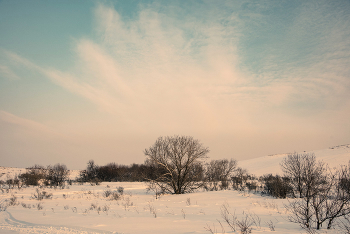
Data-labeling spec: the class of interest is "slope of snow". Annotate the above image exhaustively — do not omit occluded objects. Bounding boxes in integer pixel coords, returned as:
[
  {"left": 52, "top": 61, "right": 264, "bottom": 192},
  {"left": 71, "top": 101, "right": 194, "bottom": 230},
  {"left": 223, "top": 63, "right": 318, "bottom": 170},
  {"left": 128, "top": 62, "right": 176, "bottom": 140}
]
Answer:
[
  {"left": 238, "top": 144, "right": 350, "bottom": 177},
  {"left": 0, "top": 167, "right": 26, "bottom": 181}
]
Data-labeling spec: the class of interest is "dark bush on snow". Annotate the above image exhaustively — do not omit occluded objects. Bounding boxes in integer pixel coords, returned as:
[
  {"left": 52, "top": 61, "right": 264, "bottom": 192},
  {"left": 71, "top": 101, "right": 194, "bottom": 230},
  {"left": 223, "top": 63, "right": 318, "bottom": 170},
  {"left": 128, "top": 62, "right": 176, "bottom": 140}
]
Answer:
[
  {"left": 19, "top": 165, "right": 47, "bottom": 186},
  {"left": 262, "top": 174, "right": 293, "bottom": 198}
]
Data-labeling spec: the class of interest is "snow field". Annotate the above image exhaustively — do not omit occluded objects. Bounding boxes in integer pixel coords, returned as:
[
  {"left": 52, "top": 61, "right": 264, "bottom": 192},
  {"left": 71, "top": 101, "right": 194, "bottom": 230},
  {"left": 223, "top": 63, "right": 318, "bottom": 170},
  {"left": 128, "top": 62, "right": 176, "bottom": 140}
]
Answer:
[
  {"left": 0, "top": 144, "right": 349, "bottom": 233},
  {"left": 0, "top": 182, "right": 333, "bottom": 234}
]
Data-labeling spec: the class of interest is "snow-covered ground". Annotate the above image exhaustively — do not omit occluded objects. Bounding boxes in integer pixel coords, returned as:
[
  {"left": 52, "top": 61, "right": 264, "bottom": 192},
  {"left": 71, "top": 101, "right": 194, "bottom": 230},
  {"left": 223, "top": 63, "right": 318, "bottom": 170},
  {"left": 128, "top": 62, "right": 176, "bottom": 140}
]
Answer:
[
  {"left": 0, "top": 182, "right": 316, "bottom": 234},
  {"left": 0, "top": 144, "right": 349, "bottom": 234}
]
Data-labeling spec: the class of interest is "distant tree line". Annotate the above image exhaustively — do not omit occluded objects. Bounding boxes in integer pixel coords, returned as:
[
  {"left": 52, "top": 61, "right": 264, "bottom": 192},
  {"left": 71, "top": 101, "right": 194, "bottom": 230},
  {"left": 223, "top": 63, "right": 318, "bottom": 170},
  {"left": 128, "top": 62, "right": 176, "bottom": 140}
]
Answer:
[
  {"left": 77, "top": 157, "right": 241, "bottom": 191},
  {"left": 77, "top": 160, "right": 165, "bottom": 184},
  {"left": 17, "top": 163, "right": 69, "bottom": 187}
]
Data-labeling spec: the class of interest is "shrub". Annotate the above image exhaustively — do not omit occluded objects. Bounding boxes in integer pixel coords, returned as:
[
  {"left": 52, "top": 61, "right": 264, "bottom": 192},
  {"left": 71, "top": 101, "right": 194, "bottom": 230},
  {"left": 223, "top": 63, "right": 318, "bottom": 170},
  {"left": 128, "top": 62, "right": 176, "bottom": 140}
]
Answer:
[
  {"left": 46, "top": 164, "right": 69, "bottom": 187},
  {"left": 117, "top": 186, "right": 124, "bottom": 195},
  {"left": 6, "top": 177, "right": 21, "bottom": 189},
  {"left": 36, "top": 202, "right": 43, "bottom": 210},
  {"left": 19, "top": 165, "right": 46, "bottom": 186},
  {"left": 103, "top": 189, "right": 121, "bottom": 200},
  {"left": 237, "top": 215, "right": 253, "bottom": 234},
  {"left": 110, "top": 191, "right": 120, "bottom": 200},
  {"left": 103, "top": 189, "right": 112, "bottom": 197},
  {"left": 231, "top": 167, "right": 249, "bottom": 190},
  {"left": 8, "top": 195, "right": 18, "bottom": 206},
  {"left": 32, "top": 188, "right": 53, "bottom": 200},
  {"left": 205, "top": 159, "right": 237, "bottom": 191},
  {"left": 246, "top": 182, "right": 258, "bottom": 192},
  {"left": 262, "top": 174, "right": 292, "bottom": 198}
]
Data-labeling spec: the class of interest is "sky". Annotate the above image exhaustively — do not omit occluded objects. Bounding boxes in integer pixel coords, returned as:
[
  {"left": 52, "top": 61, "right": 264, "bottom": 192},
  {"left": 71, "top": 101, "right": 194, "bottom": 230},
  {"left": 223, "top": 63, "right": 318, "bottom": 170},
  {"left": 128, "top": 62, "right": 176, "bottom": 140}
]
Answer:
[{"left": 0, "top": 0, "right": 350, "bottom": 170}]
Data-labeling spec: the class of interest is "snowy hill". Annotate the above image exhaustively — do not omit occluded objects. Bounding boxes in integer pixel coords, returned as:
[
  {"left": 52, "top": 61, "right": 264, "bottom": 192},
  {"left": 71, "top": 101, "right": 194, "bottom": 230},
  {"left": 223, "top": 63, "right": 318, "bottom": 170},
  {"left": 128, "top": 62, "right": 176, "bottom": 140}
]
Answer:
[{"left": 238, "top": 144, "right": 350, "bottom": 176}]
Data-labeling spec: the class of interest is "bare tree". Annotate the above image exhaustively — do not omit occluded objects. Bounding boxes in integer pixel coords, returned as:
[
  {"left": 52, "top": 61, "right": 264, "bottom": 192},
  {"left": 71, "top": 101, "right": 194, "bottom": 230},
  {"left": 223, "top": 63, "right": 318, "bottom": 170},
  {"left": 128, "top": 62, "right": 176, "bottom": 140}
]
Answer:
[
  {"left": 287, "top": 198, "right": 315, "bottom": 230},
  {"left": 306, "top": 162, "right": 350, "bottom": 230},
  {"left": 285, "top": 153, "right": 327, "bottom": 229},
  {"left": 309, "top": 167, "right": 334, "bottom": 230},
  {"left": 232, "top": 167, "right": 249, "bottom": 190},
  {"left": 78, "top": 160, "right": 99, "bottom": 183},
  {"left": 47, "top": 164, "right": 69, "bottom": 187},
  {"left": 144, "top": 135, "right": 209, "bottom": 194},
  {"left": 339, "top": 161, "right": 350, "bottom": 196},
  {"left": 205, "top": 159, "right": 237, "bottom": 190},
  {"left": 323, "top": 162, "right": 350, "bottom": 229},
  {"left": 281, "top": 152, "right": 309, "bottom": 198},
  {"left": 285, "top": 156, "right": 350, "bottom": 230}
]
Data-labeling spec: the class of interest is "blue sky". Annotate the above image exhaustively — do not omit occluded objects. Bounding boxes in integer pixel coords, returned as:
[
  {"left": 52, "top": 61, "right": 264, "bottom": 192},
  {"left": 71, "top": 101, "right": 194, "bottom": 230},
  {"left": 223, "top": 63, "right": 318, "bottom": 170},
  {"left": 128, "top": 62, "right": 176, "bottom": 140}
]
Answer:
[{"left": 1, "top": 0, "right": 350, "bottom": 169}]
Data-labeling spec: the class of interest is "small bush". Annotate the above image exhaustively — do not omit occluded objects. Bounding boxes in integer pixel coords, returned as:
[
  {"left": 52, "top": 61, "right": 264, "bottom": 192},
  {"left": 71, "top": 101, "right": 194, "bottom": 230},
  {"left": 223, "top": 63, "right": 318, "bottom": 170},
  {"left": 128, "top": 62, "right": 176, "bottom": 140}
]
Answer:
[
  {"left": 103, "top": 189, "right": 120, "bottom": 200},
  {"left": 21, "top": 203, "right": 31, "bottom": 209},
  {"left": 103, "top": 189, "right": 112, "bottom": 198},
  {"left": 90, "top": 203, "right": 98, "bottom": 210},
  {"left": 237, "top": 215, "right": 253, "bottom": 234},
  {"left": 147, "top": 203, "right": 157, "bottom": 218},
  {"left": 32, "top": 188, "right": 53, "bottom": 200},
  {"left": 117, "top": 186, "right": 124, "bottom": 195},
  {"left": 90, "top": 178, "right": 101, "bottom": 186},
  {"left": 8, "top": 195, "right": 18, "bottom": 206},
  {"left": 6, "top": 177, "right": 21, "bottom": 189},
  {"left": 19, "top": 165, "right": 47, "bottom": 186},
  {"left": 102, "top": 205, "right": 110, "bottom": 213},
  {"left": 221, "top": 203, "right": 237, "bottom": 232},
  {"left": 266, "top": 220, "right": 275, "bottom": 231},
  {"left": 246, "top": 182, "right": 258, "bottom": 192},
  {"left": 122, "top": 196, "right": 133, "bottom": 210},
  {"left": 110, "top": 191, "right": 120, "bottom": 200},
  {"left": 0, "top": 203, "right": 7, "bottom": 211},
  {"left": 37, "top": 202, "right": 43, "bottom": 210}
]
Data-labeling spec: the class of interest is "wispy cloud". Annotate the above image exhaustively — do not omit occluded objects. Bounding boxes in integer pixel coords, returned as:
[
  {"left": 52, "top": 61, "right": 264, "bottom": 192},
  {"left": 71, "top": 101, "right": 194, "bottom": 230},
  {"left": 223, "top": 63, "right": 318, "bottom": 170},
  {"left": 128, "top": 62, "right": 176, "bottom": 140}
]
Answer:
[
  {"left": 0, "top": 110, "right": 60, "bottom": 138},
  {"left": 1, "top": 1, "right": 350, "bottom": 167},
  {"left": 0, "top": 65, "right": 20, "bottom": 80},
  {"left": 3, "top": 2, "right": 349, "bottom": 123}
]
